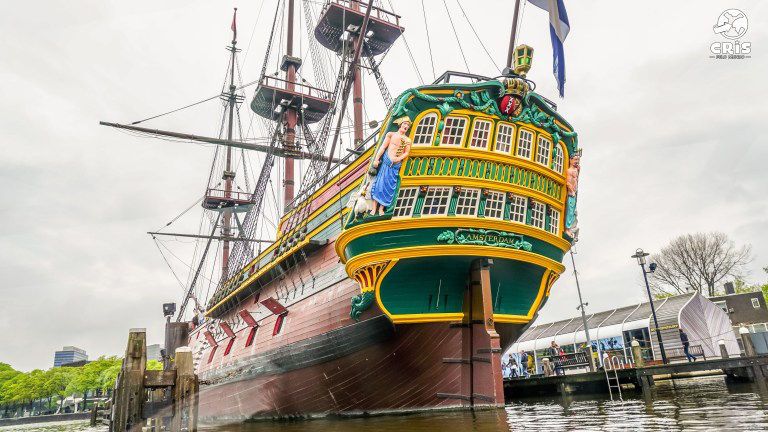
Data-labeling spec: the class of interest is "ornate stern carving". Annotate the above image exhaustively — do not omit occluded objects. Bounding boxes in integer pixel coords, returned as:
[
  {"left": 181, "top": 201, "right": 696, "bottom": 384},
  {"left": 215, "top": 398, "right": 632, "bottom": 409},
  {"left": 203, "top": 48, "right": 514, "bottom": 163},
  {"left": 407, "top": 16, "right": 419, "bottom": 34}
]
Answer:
[{"left": 349, "top": 261, "right": 391, "bottom": 321}]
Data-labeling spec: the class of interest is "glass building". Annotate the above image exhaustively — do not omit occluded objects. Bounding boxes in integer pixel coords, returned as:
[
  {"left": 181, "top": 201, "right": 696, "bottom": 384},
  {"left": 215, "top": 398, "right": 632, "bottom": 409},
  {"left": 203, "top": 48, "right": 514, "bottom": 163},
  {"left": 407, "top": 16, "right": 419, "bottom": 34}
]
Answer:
[{"left": 53, "top": 346, "right": 88, "bottom": 367}]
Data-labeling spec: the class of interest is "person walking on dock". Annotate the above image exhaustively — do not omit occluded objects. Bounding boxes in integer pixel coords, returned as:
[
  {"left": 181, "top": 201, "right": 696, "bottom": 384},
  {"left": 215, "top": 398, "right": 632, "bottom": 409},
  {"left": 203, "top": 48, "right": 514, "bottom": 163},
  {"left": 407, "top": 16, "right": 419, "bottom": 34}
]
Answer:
[
  {"left": 680, "top": 328, "right": 696, "bottom": 362},
  {"left": 519, "top": 351, "right": 530, "bottom": 377}
]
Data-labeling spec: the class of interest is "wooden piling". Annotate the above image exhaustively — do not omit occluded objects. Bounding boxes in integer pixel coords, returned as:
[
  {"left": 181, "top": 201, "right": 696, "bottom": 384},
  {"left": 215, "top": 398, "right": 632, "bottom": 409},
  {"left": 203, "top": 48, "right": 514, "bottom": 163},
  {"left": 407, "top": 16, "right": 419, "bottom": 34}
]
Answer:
[
  {"left": 171, "top": 347, "right": 198, "bottom": 432},
  {"left": 112, "top": 328, "right": 147, "bottom": 432}
]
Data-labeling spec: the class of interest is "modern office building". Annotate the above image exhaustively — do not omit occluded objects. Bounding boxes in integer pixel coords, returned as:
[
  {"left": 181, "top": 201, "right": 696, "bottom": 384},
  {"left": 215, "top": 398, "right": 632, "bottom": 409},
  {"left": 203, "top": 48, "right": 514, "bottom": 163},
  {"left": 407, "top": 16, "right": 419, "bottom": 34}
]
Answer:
[
  {"left": 510, "top": 291, "right": 740, "bottom": 372},
  {"left": 53, "top": 346, "right": 88, "bottom": 367}
]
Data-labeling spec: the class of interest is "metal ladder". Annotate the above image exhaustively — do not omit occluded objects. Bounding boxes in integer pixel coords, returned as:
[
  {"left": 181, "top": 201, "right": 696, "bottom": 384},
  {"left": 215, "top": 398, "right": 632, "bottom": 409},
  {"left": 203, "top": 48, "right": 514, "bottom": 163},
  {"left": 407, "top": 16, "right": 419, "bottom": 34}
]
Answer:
[{"left": 604, "top": 356, "right": 624, "bottom": 401}]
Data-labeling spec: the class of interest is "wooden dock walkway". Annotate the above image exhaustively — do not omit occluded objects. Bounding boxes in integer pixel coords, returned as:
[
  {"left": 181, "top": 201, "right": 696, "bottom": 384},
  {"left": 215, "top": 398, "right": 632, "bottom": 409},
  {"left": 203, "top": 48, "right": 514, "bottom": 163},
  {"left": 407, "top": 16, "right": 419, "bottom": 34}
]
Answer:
[{"left": 504, "top": 355, "right": 768, "bottom": 401}]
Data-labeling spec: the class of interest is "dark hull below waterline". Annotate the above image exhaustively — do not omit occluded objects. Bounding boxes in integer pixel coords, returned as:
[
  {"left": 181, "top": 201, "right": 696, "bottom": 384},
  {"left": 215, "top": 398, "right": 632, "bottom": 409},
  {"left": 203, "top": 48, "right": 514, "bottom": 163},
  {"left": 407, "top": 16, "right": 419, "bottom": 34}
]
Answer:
[{"left": 196, "top": 317, "right": 509, "bottom": 422}]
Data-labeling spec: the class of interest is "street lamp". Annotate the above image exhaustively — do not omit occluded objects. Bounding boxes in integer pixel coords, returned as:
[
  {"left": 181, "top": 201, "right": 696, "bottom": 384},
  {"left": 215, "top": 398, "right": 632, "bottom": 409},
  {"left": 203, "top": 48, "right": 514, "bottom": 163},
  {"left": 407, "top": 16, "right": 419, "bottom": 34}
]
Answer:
[
  {"left": 631, "top": 248, "right": 667, "bottom": 364},
  {"left": 570, "top": 249, "right": 595, "bottom": 370}
]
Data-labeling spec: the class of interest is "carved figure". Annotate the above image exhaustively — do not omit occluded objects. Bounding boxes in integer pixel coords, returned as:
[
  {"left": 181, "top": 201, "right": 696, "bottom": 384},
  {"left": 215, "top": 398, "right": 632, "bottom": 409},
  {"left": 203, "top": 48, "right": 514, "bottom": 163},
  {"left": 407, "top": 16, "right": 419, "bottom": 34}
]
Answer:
[
  {"left": 565, "top": 154, "right": 581, "bottom": 239},
  {"left": 371, "top": 117, "right": 412, "bottom": 215}
]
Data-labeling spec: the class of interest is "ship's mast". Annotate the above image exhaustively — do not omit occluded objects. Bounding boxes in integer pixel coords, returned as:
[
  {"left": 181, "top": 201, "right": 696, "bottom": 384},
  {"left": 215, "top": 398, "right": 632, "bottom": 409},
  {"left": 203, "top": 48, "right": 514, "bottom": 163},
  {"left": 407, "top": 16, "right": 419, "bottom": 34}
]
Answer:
[
  {"left": 221, "top": 7, "right": 239, "bottom": 275},
  {"left": 504, "top": 0, "right": 523, "bottom": 74},
  {"left": 350, "top": 1, "right": 364, "bottom": 147},
  {"left": 283, "top": 0, "right": 298, "bottom": 210}
]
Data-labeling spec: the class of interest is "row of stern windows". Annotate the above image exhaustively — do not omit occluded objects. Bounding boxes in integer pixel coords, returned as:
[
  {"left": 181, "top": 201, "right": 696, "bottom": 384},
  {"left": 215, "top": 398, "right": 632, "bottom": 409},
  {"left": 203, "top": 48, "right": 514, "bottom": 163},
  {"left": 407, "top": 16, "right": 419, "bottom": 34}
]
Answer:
[
  {"left": 410, "top": 112, "right": 566, "bottom": 176},
  {"left": 392, "top": 186, "right": 561, "bottom": 236}
]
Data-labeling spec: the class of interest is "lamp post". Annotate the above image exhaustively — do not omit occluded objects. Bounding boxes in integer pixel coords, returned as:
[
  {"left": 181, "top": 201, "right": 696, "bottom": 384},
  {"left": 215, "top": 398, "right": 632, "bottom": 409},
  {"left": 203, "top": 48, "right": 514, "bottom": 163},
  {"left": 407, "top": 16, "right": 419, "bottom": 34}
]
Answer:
[
  {"left": 632, "top": 248, "right": 667, "bottom": 364},
  {"left": 570, "top": 249, "right": 595, "bottom": 370}
]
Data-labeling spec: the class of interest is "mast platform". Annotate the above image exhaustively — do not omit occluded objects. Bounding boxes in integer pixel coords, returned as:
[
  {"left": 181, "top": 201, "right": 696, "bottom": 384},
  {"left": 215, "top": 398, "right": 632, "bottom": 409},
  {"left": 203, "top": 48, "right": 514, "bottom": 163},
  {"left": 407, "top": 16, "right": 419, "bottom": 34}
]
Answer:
[
  {"left": 202, "top": 188, "right": 255, "bottom": 212},
  {"left": 251, "top": 76, "right": 332, "bottom": 124},
  {"left": 314, "top": 0, "right": 404, "bottom": 56}
]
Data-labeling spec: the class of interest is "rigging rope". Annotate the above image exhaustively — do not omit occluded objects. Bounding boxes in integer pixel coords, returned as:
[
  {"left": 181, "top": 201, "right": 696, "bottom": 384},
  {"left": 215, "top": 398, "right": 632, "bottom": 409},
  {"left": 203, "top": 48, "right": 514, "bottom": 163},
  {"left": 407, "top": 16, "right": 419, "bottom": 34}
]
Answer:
[
  {"left": 421, "top": 0, "right": 436, "bottom": 81},
  {"left": 455, "top": 0, "right": 502, "bottom": 74},
  {"left": 386, "top": 0, "right": 424, "bottom": 85},
  {"left": 442, "top": 0, "right": 470, "bottom": 73}
]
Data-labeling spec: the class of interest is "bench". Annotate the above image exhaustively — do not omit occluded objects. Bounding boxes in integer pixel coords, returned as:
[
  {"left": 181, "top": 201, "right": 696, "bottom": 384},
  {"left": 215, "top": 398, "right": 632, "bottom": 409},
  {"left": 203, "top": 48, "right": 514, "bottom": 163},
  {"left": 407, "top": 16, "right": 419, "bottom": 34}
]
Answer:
[
  {"left": 551, "top": 351, "right": 591, "bottom": 371},
  {"left": 665, "top": 344, "right": 706, "bottom": 362}
]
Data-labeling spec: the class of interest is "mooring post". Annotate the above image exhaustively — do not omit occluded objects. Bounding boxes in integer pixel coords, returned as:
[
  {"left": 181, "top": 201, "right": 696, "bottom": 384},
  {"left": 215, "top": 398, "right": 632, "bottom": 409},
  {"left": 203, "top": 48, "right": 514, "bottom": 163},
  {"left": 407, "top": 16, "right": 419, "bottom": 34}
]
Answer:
[
  {"left": 585, "top": 346, "right": 596, "bottom": 372},
  {"left": 740, "top": 326, "right": 757, "bottom": 357},
  {"left": 631, "top": 339, "right": 644, "bottom": 368},
  {"left": 171, "top": 347, "right": 198, "bottom": 432},
  {"left": 112, "top": 328, "right": 147, "bottom": 432},
  {"left": 718, "top": 339, "right": 729, "bottom": 359}
]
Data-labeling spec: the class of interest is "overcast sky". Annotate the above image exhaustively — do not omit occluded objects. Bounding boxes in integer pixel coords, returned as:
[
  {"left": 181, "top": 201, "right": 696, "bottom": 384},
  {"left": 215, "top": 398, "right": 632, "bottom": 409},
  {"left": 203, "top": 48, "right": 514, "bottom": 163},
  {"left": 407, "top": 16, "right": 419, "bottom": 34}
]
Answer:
[{"left": 1, "top": 1, "right": 766, "bottom": 371}]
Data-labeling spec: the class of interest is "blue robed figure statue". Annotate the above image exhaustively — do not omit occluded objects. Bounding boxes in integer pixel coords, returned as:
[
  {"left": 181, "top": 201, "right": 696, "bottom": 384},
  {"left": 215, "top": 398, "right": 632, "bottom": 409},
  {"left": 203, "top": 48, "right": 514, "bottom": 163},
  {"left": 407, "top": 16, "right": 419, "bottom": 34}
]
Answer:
[{"left": 371, "top": 116, "right": 412, "bottom": 215}]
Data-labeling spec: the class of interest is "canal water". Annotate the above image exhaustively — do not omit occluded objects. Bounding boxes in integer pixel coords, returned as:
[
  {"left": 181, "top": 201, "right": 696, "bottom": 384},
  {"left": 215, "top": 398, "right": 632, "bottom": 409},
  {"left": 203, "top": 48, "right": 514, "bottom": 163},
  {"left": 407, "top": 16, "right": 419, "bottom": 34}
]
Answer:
[{"left": 3, "top": 376, "right": 767, "bottom": 431}]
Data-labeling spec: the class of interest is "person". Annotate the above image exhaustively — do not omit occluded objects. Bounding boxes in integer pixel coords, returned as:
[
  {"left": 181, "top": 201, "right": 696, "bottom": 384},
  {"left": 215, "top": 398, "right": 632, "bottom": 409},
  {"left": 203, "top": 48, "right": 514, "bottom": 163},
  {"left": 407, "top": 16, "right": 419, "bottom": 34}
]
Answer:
[
  {"left": 680, "top": 328, "right": 696, "bottom": 362},
  {"left": 550, "top": 341, "right": 564, "bottom": 376},
  {"left": 527, "top": 353, "right": 534, "bottom": 376},
  {"left": 509, "top": 357, "right": 519, "bottom": 378},
  {"left": 519, "top": 350, "right": 529, "bottom": 377},
  {"left": 370, "top": 117, "right": 412, "bottom": 215}
]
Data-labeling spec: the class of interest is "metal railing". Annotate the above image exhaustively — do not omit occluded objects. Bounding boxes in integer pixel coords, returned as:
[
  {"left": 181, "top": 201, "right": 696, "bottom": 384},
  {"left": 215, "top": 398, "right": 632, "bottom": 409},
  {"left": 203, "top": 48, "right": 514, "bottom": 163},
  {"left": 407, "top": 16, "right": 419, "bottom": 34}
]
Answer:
[
  {"left": 260, "top": 76, "right": 333, "bottom": 101},
  {"left": 321, "top": 0, "right": 402, "bottom": 27},
  {"left": 205, "top": 188, "right": 255, "bottom": 203}
]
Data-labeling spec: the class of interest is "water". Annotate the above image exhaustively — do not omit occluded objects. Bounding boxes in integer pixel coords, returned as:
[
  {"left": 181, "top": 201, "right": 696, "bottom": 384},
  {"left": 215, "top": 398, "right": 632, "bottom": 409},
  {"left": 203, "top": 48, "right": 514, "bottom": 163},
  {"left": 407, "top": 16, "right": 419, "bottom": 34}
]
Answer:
[{"left": 4, "top": 377, "right": 767, "bottom": 431}]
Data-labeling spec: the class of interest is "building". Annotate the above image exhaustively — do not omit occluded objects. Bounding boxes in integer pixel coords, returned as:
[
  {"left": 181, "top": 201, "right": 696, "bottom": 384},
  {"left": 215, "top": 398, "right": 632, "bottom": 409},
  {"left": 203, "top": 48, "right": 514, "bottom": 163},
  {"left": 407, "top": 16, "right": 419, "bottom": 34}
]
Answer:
[
  {"left": 711, "top": 284, "right": 768, "bottom": 353},
  {"left": 147, "top": 344, "right": 163, "bottom": 362},
  {"left": 511, "top": 292, "right": 740, "bottom": 373},
  {"left": 53, "top": 346, "right": 88, "bottom": 367}
]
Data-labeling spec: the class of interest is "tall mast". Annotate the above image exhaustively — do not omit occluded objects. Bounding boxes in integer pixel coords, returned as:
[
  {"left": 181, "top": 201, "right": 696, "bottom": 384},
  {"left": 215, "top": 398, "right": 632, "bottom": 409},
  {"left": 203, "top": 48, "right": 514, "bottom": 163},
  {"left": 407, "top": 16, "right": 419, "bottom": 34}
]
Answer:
[
  {"left": 351, "top": 1, "right": 364, "bottom": 147},
  {"left": 283, "top": 0, "right": 298, "bottom": 210},
  {"left": 222, "top": 8, "right": 239, "bottom": 276},
  {"left": 505, "top": 0, "right": 522, "bottom": 73}
]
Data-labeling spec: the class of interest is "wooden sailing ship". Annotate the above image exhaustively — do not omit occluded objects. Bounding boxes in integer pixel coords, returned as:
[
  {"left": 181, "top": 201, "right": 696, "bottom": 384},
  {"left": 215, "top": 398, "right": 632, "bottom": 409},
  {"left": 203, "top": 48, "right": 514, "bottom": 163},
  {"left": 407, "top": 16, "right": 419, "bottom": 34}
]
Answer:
[{"left": 102, "top": 0, "right": 580, "bottom": 422}]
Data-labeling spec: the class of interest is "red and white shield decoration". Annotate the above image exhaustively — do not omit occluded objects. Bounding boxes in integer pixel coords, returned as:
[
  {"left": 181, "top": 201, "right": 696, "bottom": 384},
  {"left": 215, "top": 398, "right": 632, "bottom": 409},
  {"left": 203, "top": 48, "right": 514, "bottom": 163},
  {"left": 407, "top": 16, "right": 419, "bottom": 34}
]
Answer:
[{"left": 499, "top": 95, "right": 520, "bottom": 115}]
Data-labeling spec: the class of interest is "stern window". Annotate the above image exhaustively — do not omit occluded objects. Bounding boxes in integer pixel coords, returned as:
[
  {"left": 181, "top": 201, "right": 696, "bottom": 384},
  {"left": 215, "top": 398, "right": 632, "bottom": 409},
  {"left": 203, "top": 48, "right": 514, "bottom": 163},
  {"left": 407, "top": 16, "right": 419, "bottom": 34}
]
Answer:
[
  {"left": 547, "top": 208, "right": 561, "bottom": 235},
  {"left": 530, "top": 200, "right": 546, "bottom": 229},
  {"left": 393, "top": 187, "right": 419, "bottom": 218},
  {"left": 484, "top": 191, "right": 505, "bottom": 220},
  {"left": 413, "top": 113, "right": 438, "bottom": 146},
  {"left": 553, "top": 144, "right": 565, "bottom": 174},
  {"left": 509, "top": 195, "right": 527, "bottom": 223},
  {"left": 469, "top": 119, "right": 492, "bottom": 150},
  {"left": 516, "top": 130, "right": 533, "bottom": 159},
  {"left": 455, "top": 188, "right": 480, "bottom": 216},
  {"left": 440, "top": 116, "right": 467, "bottom": 146},
  {"left": 495, "top": 123, "right": 515, "bottom": 154},
  {"left": 535, "top": 136, "right": 552, "bottom": 167},
  {"left": 422, "top": 187, "right": 452, "bottom": 216}
]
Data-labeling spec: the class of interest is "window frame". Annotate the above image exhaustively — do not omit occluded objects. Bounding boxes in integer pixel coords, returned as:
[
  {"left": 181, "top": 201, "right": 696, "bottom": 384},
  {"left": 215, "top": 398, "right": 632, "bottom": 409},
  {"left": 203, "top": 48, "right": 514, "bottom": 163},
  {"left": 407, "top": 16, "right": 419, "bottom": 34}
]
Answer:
[
  {"left": 440, "top": 116, "right": 469, "bottom": 147},
  {"left": 468, "top": 118, "right": 493, "bottom": 150},
  {"left": 392, "top": 187, "right": 419, "bottom": 218},
  {"left": 552, "top": 143, "right": 565, "bottom": 174},
  {"left": 421, "top": 186, "right": 453, "bottom": 216},
  {"left": 494, "top": 122, "right": 515, "bottom": 154},
  {"left": 516, "top": 128, "right": 534, "bottom": 159},
  {"left": 535, "top": 135, "right": 552, "bottom": 167},
  {"left": 752, "top": 298, "right": 761, "bottom": 309},
  {"left": 454, "top": 187, "right": 481, "bottom": 217},
  {"left": 547, "top": 207, "right": 561, "bottom": 235},
  {"left": 509, "top": 194, "right": 527, "bottom": 223},
  {"left": 484, "top": 190, "right": 505, "bottom": 220},
  {"left": 412, "top": 112, "right": 439, "bottom": 146},
  {"left": 530, "top": 200, "right": 546, "bottom": 229}
]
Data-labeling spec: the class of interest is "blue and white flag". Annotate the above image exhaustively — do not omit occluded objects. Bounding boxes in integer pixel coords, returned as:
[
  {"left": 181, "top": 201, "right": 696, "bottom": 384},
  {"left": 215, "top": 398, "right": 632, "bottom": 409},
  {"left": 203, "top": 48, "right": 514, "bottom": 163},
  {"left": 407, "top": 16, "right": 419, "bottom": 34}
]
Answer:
[{"left": 529, "top": 0, "right": 570, "bottom": 97}]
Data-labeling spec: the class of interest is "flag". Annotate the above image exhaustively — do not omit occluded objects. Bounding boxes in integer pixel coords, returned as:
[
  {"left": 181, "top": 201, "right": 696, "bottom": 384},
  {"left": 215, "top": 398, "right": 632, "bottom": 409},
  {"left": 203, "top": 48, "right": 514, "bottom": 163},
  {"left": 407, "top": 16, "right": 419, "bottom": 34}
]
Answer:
[
  {"left": 529, "top": 0, "right": 570, "bottom": 97},
  {"left": 231, "top": 8, "right": 238, "bottom": 40}
]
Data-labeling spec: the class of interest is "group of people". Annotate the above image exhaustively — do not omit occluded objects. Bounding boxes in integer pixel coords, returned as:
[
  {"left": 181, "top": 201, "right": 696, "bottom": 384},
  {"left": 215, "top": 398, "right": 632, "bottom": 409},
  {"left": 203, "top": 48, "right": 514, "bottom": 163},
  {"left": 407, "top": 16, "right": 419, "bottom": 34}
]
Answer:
[
  {"left": 501, "top": 342, "right": 570, "bottom": 378},
  {"left": 502, "top": 350, "right": 534, "bottom": 378}
]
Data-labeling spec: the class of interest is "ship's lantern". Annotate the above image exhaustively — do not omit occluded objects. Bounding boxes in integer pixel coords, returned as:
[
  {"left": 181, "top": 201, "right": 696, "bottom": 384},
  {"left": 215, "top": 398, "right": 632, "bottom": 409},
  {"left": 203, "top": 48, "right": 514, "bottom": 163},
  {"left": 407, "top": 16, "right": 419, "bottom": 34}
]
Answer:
[{"left": 513, "top": 44, "right": 534, "bottom": 77}]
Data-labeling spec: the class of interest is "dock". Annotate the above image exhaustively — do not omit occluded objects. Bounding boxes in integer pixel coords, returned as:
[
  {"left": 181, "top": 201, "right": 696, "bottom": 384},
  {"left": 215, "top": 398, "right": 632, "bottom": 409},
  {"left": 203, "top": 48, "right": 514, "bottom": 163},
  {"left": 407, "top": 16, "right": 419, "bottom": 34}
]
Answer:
[{"left": 504, "top": 355, "right": 768, "bottom": 400}]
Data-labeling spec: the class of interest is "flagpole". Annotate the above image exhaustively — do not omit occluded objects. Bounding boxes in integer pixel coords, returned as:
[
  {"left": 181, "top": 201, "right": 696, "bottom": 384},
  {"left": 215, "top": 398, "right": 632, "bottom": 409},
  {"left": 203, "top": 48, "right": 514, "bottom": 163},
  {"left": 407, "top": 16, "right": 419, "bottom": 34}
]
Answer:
[{"left": 505, "top": 0, "right": 522, "bottom": 71}]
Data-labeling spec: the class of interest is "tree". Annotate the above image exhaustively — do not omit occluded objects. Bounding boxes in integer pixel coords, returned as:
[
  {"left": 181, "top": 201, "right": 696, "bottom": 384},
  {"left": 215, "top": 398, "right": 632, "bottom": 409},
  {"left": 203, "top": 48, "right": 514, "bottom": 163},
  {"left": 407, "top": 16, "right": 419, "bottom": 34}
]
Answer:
[{"left": 650, "top": 232, "right": 752, "bottom": 297}]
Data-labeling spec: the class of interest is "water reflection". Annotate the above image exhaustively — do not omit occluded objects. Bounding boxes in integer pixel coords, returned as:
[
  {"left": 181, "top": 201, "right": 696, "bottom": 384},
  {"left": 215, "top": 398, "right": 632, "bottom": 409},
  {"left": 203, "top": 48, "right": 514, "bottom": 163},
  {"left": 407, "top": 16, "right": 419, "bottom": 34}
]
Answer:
[{"left": 4, "top": 376, "right": 768, "bottom": 432}]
